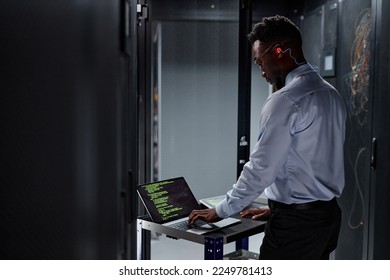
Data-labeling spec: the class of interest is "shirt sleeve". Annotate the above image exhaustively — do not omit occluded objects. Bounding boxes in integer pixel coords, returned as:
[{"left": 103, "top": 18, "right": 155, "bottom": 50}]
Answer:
[{"left": 216, "top": 93, "right": 299, "bottom": 218}]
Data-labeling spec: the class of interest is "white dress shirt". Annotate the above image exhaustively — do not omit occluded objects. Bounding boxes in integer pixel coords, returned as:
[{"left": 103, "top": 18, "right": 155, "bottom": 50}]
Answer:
[{"left": 216, "top": 63, "right": 347, "bottom": 218}]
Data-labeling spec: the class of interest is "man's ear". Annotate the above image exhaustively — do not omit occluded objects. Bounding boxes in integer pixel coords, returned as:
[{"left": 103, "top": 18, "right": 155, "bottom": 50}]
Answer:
[{"left": 274, "top": 44, "right": 284, "bottom": 56}]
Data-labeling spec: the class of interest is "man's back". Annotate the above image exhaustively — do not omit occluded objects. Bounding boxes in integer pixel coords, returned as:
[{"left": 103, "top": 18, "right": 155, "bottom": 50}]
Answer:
[{"left": 262, "top": 63, "right": 346, "bottom": 204}]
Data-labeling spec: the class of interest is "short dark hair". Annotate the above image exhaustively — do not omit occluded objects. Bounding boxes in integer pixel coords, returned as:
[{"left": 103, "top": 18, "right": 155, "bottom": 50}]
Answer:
[{"left": 248, "top": 15, "right": 302, "bottom": 46}]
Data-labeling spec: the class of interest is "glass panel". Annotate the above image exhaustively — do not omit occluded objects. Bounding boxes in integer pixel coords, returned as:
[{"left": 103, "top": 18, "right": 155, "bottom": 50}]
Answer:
[
  {"left": 149, "top": 0, "right": 239, "bottom": 259},
  {"left": 335, "top": 0, "right": 373, "bottom": 259}
]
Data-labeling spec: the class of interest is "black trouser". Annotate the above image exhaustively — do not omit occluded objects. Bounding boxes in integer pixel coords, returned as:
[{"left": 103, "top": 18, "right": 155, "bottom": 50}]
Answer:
[{"left": 259, "top": 198, "right": 341, "bottom": 260}]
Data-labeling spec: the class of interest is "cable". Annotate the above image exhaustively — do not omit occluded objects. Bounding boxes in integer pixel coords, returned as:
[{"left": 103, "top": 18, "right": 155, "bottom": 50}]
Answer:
[
  {"left": 343, "top": 8, "right": 372, "bottom": 230},
  {"left": 280, "top": 47, "right": 307, "bottom": 66},
  {"left": 348, "top": 8, "right": 372, "bottom": 119},
  {"left": 347, "top": 147, "right": 366, "bottom": 229}
]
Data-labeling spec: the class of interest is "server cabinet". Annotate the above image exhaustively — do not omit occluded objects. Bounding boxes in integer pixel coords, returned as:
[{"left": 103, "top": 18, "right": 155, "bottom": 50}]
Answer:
[
  {"left": 335, "top": 0, "right": 374, "bottom": 259},
  {"left": 302, "top": 0, "right": 390, "bottom": 259},
  {"left": 368, "top": 0, "right": 390, "bottom": 259},
  {"left": 0, "top": 0, "right": 138, "bottom": 259}
]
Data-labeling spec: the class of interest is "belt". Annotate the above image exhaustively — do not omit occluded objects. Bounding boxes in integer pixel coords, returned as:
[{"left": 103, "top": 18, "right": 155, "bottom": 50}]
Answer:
[{"left": 268, "top": 198, "right": 336, "bottom": 210}]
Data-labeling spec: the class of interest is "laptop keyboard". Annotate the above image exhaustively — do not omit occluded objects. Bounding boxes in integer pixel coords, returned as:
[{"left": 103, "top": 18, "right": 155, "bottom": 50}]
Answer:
[{"left": 167, "top": 220, "right": 208, "bottom": 231}]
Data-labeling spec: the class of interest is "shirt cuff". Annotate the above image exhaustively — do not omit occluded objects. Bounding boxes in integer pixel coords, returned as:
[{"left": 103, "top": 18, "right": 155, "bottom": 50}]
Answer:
[{"left": 215, "top": 198, "right": 231, "bottom": 219}]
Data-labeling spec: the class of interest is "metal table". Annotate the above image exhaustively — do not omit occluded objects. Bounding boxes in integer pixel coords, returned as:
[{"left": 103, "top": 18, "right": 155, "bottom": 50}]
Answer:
[{"left": 136, "top": 211, "right": 266, "bottom": 260}]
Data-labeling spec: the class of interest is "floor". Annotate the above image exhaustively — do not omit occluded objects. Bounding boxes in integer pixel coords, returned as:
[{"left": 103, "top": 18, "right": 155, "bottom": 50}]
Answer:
[{"left": 150, "top": 232, "right": 265, "bottom": 260}]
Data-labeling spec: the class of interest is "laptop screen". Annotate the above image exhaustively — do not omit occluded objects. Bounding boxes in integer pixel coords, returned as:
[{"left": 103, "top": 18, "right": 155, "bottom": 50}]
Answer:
[{"left": 136, "top": 177, "right": 201, "bottom": 223}]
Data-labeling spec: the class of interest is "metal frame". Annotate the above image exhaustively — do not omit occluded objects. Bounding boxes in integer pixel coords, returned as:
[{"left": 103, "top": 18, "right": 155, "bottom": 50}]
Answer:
[
  {"left": 136, "top": 215, "right": 266, "bottom": 260},
  {"left": 236, "top": 0, "right": 253, "bottom": 178}
]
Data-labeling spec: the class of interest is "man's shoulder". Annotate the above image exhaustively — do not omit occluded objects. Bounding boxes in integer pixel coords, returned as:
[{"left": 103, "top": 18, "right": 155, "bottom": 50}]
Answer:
[{"left": 262, "top": 91, "right": 297, "bottom": 115}]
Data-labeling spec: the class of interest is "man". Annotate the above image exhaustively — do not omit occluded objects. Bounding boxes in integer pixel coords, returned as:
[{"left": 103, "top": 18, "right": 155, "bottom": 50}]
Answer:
[{"left": 188, "top": 15, "right": 346, "bottom": 260}]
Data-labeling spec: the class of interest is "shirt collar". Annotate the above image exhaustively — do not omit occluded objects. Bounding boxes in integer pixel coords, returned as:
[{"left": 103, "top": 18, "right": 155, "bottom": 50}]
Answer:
[{"left": 285, "top": 63, "right": 313, "bottom": 86}]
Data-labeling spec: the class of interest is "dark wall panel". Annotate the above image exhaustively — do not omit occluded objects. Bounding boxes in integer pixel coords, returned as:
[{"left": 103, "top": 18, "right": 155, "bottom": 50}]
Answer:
[{"left": 0, "top": 1, "right": 131, "bottom": 259}]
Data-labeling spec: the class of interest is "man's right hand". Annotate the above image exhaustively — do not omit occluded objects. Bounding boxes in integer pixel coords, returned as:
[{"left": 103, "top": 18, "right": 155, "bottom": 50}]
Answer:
[{"left": 188, "top": 208, "right": 221, "bottom": 224}]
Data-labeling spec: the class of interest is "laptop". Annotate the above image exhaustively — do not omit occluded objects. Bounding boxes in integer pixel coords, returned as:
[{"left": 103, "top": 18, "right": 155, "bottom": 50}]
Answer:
[{"left": 136, "top": 177, "right": 240, "bottom": 235}]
